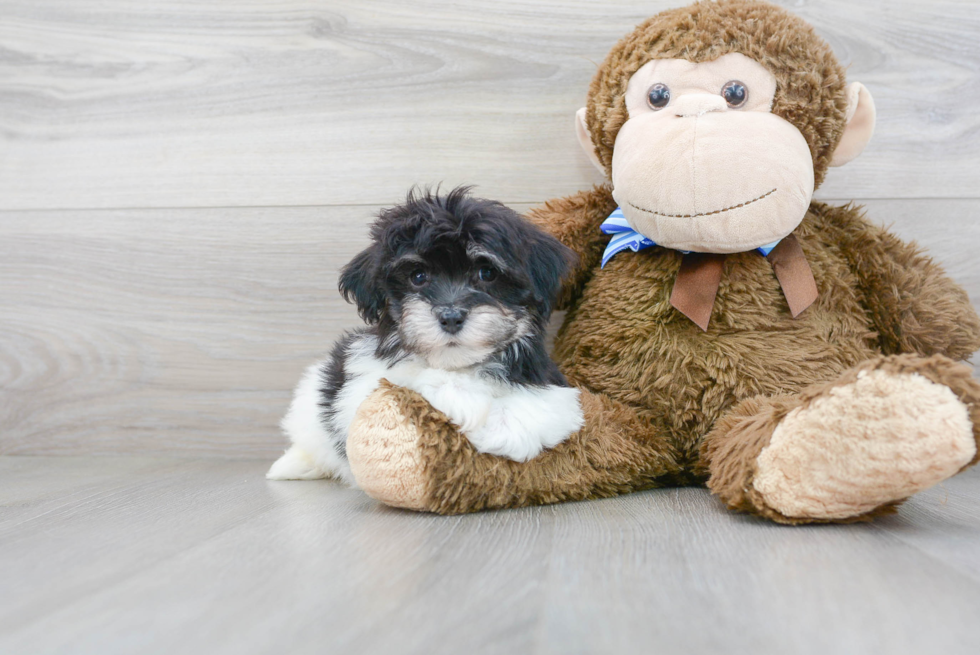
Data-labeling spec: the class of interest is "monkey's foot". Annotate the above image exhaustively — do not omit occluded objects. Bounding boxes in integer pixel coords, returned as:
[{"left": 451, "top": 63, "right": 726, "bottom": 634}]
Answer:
[
  {"left": 705, "top": 355, "right": 980, "bottom": 524},
  {"left": 753, "top": 355, "right": 978, "bottom": 521}
]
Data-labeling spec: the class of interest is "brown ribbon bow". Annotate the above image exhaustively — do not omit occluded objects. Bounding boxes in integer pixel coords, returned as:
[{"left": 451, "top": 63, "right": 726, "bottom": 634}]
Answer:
[{"left": 669, "top": 234, "right": 818, "bottom": 331}]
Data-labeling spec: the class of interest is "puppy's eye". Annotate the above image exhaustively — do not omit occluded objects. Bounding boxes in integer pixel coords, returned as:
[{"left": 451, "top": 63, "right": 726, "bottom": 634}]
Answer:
[
  {"left": 410, "top": 269, "right": 428, "bottom": 286},
  {"left": 722, "top": 80, "right": 748, "bottom": 108},
  {"left": 647, "top": 83, "right": 670, "bottom": 110},
  {"left": 478, "top": 266, "right": 497, "bottom": 282}
]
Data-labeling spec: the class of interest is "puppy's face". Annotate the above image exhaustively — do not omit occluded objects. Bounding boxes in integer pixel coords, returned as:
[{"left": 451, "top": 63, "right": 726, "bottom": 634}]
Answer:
[
  {"left": 339, "top": 188, "right": 574, "bottom": 370},
  {"left": 390, "top": 244, "right": 532, "bottom": 369}
]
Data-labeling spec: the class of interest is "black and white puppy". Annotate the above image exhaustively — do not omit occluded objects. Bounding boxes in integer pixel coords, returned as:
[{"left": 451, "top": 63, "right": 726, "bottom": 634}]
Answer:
[{"left": 267, "top": 187, "right": 585, "bottom": 484}]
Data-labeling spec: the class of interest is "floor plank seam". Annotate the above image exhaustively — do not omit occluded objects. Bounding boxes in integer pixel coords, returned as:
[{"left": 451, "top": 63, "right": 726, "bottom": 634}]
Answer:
[{"left": 2, "top": 197, "right": 980, "bottom": 214}]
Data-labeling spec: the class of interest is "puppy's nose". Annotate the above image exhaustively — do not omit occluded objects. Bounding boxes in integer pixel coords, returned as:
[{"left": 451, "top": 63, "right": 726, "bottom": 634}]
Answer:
[{"left": 437, "top": 307, "right": 468, "bottom": 335}]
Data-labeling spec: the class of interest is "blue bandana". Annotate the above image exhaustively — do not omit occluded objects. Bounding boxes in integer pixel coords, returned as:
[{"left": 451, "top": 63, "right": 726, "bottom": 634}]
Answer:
[{"left": 600, "top": 207, "right": 781, "bottom": 267}]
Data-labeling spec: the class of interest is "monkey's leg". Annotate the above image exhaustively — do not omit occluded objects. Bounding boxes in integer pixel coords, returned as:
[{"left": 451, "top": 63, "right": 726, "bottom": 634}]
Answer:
[
  {"left": 702, "top": 354, "right": 980, "bottom": 524},
  {"left": 345, "top": 381, "right": 684, "bottom": 514}
]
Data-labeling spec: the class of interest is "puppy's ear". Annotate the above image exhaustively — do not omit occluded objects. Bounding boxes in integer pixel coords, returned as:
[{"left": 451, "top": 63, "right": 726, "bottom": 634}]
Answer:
[
  {"left": 339, "top": 245, "right": 385, "bottom": 324},
  {"left": 528, "top": 232, "right": 576, "bottom": 315}
]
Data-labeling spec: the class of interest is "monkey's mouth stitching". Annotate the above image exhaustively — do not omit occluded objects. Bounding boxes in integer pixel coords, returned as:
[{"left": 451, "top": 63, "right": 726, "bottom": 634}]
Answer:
[{"left": 627, "top": 188, "right": 778, "bottom": 218}]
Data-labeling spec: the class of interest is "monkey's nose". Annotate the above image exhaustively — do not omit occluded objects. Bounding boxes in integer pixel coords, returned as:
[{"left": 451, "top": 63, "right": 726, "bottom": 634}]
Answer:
[
  {"left": 437, "top": 307, "right": 468, "bottom": 335},
  {"left": 672, "top": 93, "right": 727, "bottom": 118}
]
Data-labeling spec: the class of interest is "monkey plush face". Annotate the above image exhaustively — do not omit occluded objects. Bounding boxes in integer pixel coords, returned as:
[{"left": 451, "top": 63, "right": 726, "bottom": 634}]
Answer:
[
  {"left": 610, "top": 53, "right": 812, "bottom": 253},
  {"left": 576, "top": 0, "right": 876, "bottom": 255}
]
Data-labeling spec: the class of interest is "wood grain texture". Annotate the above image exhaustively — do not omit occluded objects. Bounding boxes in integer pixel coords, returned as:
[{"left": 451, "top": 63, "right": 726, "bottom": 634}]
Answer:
[
  {"left": 0, "top": 206, "right": 372, "bottom": 457},
  {"left": 1, "top": 456, "right": 979, "bottom": 655},
  {"left": 2, "top": 199, "right": 978, "bottom": 458},
  {"left": 1, "top": 0, "right": 979, "bottom": 210}
]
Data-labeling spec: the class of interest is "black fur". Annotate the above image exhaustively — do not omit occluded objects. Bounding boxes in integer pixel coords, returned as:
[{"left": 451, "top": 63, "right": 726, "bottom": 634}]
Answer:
[
  {"left": 338, "top": 249, "right": 384, "bottom": 324},
  {"left": 317, "top": 331, "right": 358, "bottom": 460}
]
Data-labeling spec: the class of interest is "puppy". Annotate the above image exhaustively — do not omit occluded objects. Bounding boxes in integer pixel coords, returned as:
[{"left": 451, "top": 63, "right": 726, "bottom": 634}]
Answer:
[{"left": 267, "top": 187, "right": 585, "bottom": 484}]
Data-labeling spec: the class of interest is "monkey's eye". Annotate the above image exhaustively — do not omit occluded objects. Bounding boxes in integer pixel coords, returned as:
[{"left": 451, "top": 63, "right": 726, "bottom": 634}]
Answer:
[
  {"left": 646, "top": 83, "right": 670, "bottom": 110},
  {"left": 722, "top": 80, "right": 748, "bottom": 108},
  {"left": 410, "top": 269, "right": 428, "bottom": 286},
  {"left": 478, "top": 265, "right": 498, "bottom": 282}
]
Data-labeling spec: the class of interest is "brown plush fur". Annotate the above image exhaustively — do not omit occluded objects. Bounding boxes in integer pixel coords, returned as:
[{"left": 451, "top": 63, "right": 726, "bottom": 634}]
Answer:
[
  {"left": 346, "top": 0, "right": 980, "bottom": 522},
  {"left": 388, "top": 381, "right": 694, "bottom": 515}
]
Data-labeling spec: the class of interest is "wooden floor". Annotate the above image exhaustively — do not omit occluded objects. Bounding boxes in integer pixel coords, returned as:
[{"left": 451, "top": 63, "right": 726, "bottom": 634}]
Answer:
[{"left": 0, "top": 456, "right": 979, "bottom": 655}]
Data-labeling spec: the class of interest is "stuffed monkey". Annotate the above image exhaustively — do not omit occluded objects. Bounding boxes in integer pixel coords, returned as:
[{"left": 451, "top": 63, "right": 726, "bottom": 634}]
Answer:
[{"left": 343, "top": 0, "right": 980, "bottom": 524}]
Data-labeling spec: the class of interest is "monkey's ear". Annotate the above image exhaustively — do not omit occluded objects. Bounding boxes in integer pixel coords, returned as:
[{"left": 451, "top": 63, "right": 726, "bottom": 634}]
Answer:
[
  {"left": 830, "top": 82, "right": 876, "bottom": 167},
  {"left": 575, "top": 107, "right": 606, "bottom": 175},
  {"left": 338, "top": 245, "right": 385, "bottom": 324}
]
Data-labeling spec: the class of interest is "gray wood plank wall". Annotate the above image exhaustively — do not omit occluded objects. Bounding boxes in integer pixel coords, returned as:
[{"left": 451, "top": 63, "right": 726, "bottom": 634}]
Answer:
[{"left": 1, "top": 1, "right": 978, "bottom": 457}]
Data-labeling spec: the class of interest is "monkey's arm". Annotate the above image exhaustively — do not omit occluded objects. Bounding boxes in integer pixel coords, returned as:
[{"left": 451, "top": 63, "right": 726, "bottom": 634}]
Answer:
[
  {"left": 526, "top": 184, "right": 617, "bottom": 310},
  {"left": 821, "top": 203, "right": 980, "bottom": 360}
]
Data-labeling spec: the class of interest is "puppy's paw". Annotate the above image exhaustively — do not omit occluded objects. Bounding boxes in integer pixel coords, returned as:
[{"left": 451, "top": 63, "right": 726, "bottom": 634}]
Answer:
[
  {"left": 467, "top": 386, "right": 584, "bottom": 461},
  {"left": 535, "top": 386, "right": 586, "bottom": 449},
  {"left": 466, "top": 412, "right": 538, "bottom": 461},
  {"left": 267, "top": 446, "right": 332, "bottom": 480},
  {"left": 413, "top": 375, "right": 493, "bottom": 433}
]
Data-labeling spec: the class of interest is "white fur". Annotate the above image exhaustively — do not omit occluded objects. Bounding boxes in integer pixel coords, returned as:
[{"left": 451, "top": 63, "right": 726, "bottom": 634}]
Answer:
[
  {"left": 268, "top": 362, "right": 356, "bottom": 484},
  {"left": 466, "top": 384, "right": 584, "bottom": 461},
  {"left": 409, "top": 368, "right": 495, "bottom": 433},
  {"left": 268, "top": 333, "right": 584, "bottom": 482}
]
